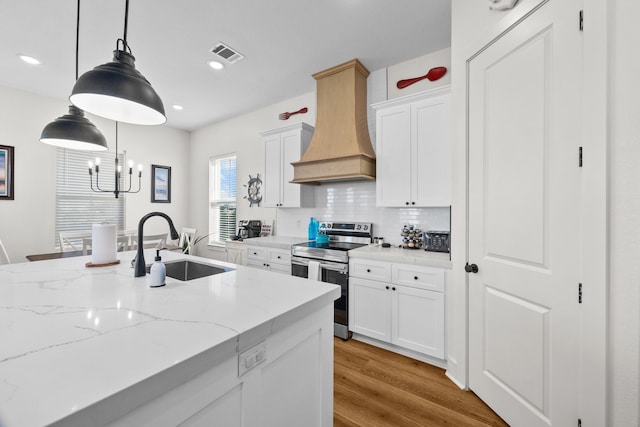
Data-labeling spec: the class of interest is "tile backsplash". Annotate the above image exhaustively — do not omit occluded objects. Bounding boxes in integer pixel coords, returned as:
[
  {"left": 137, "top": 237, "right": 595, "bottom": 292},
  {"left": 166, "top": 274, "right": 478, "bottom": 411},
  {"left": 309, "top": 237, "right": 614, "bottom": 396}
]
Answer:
[{"left": 275, "top": 181, "right": 450, "bottom": 247}]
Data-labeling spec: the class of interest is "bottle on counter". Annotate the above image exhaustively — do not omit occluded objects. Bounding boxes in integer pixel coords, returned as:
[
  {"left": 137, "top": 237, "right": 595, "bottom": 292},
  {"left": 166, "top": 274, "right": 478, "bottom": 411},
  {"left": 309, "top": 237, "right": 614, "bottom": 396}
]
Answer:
[
  {"left": 149, "top": 249, "right": 166, "bottom": 287},
  {"left": 308, "top": 217, "right": 318, "bottom": 241}
]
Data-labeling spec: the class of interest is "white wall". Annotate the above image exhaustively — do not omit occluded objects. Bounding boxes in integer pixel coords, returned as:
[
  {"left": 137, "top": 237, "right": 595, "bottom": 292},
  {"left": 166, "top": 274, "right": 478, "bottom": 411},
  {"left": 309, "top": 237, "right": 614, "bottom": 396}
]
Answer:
[
  {"left": 609, "top": 0, "right": 640, "bottom": 425},
  {"left": 0, "top": 85, "right": 190, "bottom": 262},
  {"left": 190, "top": 55, "right": 453, "bottom": 260}
]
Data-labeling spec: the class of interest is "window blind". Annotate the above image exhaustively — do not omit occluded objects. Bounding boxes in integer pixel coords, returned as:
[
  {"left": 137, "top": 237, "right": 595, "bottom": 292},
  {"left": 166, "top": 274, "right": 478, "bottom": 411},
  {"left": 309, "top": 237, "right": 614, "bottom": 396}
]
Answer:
[
  {"left": 55, "top": 148, "right": 125, "bottom": 248},
  {"left": 209, "top": 155, "right": 237, "bottom": 245}
]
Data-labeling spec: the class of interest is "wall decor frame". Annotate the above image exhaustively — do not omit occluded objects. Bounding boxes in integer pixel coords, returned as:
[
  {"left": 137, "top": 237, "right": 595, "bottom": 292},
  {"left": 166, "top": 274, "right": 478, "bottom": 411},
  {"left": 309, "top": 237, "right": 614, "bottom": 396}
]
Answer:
[
  {"left": 0, "top": 145, "right": 14, "bottom": 200},
  {"left": 151, "top": 164, "right": 171, "bottom": 203}
]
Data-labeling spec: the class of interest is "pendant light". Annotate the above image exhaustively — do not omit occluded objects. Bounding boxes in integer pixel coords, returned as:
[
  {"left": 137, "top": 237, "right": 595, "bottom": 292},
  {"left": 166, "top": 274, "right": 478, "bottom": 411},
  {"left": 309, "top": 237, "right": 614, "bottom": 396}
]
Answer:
[
  {"left": 40, "top": 0, "right": 108, "bottom": 151},
  {"left": 70, "top": 0, "right": 166, "bottom": 125}
]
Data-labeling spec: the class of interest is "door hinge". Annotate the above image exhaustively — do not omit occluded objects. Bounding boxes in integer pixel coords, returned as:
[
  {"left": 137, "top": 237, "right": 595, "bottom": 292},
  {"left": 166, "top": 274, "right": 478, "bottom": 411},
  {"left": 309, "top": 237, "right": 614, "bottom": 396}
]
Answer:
[
  {"left": 579, "top": 147, "right": 583, "bottom": 167},
  {"left": 579, "top": 10, "right": 584, "bottom": 31},
  {"left": 578, "top": 283, "right": 583, "bottom": 304}
]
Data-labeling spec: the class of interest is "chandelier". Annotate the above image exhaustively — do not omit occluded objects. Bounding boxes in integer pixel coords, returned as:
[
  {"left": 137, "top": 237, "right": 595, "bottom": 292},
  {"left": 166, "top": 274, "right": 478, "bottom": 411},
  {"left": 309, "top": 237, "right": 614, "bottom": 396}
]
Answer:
[{"left": 87, "top": 122, "right": 142, "bottom": 198}]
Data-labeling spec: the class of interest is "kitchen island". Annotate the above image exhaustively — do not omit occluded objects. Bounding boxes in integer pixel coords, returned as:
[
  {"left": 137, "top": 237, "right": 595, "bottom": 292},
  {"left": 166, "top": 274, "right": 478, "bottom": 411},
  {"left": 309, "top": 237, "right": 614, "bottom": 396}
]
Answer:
[{"left": 0, "top": 250, "right": 340, "bottom": 427}]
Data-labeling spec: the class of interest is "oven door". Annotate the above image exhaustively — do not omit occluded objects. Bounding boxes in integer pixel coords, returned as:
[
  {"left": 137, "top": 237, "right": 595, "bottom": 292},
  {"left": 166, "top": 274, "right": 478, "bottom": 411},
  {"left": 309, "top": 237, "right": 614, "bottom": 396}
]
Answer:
[{"left": 291, "top": 256, "right": 351, "bottom": 340}]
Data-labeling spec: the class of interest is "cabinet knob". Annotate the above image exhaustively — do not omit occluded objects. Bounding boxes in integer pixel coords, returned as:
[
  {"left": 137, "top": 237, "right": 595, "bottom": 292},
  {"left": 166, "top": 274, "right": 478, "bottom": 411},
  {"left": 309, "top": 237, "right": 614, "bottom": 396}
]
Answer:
[
  {"left": 411, "top": 201, "right": 415, "bottom": 205},
  {"left": 277, "top": 255, "right": 281, "bottom": 259},
  {"left": 253, "top": 252, "right": 257, "bottom": 255},
  {"left": 385, "top": 286, "right": 390, "bottom": 290},
  {"left": 405, "top": 201, "right": 409, "bottom": 206},
  {"left": 392, "top": 287, "right": 396, "bottom": 291},
  {"left": 366, "top": 269, "right": 371, "bottom": 273},
  {"left": 414, "top": 276, "right": 418, "bottom": 280}
]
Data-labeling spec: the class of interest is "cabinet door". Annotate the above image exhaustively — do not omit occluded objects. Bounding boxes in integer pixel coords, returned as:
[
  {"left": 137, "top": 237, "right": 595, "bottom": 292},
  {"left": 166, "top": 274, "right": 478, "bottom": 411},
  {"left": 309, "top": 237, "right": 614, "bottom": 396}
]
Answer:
[
  {"left": 349, "top": 277, "right": 391, "bottom": 342},
  {"left": 392, "top": 286, "right": 444, "bottom": 358},
  {"left": 280, "top": 130, "right": 302, "bottom": 207},
  {"left": 376, "top": 104, "right": 412, "bottom": 207},
  {"left": 263, "top": 136, "right": 282, "bottom": 207},
  {"left": 412, "top": 94, "right": 452, "bottom": 207}
]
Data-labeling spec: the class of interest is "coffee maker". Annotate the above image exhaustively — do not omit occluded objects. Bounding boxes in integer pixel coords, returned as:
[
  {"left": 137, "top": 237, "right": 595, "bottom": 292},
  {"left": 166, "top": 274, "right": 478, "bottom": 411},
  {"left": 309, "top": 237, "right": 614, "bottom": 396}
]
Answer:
[{"left": 237, "top": 220, "right": 261, "bottom": 240}]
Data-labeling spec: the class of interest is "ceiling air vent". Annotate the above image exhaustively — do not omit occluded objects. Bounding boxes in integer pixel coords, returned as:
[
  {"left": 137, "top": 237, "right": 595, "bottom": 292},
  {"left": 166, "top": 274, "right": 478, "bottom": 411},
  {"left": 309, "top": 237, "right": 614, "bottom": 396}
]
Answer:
[{"left": 210, "top": 42, "right": 244, "bottom": 64}]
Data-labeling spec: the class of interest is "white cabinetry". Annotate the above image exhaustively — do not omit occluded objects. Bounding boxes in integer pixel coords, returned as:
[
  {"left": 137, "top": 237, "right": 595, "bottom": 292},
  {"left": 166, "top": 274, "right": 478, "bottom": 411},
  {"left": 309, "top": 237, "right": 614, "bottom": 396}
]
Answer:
[
  {"left": 246, "top": 245, "right": 291, "bottom": 275},
  {"left": 262, "top": 123, "right": 315, "bottom": 208},
  {"left": 349, "top": 259, "right": 445, "bottom": 359},
  {"left": 373, "top": 86, "right": 451, "bottom": 207}
]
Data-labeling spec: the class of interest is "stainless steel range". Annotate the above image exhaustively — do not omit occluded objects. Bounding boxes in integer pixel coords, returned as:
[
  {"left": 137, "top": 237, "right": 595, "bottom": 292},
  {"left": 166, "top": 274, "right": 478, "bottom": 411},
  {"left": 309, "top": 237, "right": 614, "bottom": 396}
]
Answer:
[{"left": 291, "top": 221, "right": 372, "bottom": 340}]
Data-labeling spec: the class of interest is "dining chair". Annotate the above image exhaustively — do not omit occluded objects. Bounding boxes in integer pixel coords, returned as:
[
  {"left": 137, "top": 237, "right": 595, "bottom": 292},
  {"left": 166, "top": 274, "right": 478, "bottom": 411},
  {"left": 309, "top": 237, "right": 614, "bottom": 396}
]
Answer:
[
  {"left": 0, "top": 238, "right": 10, "bottom": 265},
  {"left": 178, "top": 227, "right": 197, "bottom": 254},
  {"left": 58, "top": 230, "right": 92, "bottom": 252},
  {"left": 82, "top": 235, "right": 131, "bottom": 255},
  {"left": 131, "top": 233, "right": 168, "bottom": 250}
]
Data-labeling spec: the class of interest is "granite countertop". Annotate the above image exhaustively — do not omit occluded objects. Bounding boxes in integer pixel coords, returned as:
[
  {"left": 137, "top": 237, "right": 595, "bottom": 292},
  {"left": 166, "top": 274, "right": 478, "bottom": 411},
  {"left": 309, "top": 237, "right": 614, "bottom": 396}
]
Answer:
[
  {"left": 349, "top": 245, "right": 452, "bottom": 269},
  {"left": 0, "top": 250, "right": 339, "bottom": 427},
  {"left": 241, "top": 235, "right": 308, "bottom": 250}
]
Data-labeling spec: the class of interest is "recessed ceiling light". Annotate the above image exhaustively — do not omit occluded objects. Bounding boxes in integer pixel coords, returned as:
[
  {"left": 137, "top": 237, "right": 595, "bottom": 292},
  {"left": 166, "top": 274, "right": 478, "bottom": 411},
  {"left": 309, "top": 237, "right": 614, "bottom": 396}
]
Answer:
[
  {"left": 208, "top": 60, "right": 224, "bottom": 70},
  {"left": 18, "top": 54, "right": 41, "bottom": 65},
  {"left": 172, "top": 104, "right": 184, "bottom": 111}
]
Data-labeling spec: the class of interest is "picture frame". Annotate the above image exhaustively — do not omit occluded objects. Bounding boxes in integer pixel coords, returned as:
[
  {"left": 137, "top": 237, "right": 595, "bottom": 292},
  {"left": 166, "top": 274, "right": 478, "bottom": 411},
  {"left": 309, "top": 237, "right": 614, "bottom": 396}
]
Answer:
[
  {"left": 151, "top": 164, "right": 171, "bottom": 203},
  {"left": 0, "top": 145, "right": 14, "bottom": 200}
]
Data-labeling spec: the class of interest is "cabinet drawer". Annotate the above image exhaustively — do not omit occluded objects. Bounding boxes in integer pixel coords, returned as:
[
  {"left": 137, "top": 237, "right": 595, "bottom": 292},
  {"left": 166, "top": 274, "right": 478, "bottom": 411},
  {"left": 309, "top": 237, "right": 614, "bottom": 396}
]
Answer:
[
  {"left": 392, "top": 264, "right": 444, "bottom": 292},
  {"left": 246, "top": 246, "right": 267, "bottom": 260},
  {"left": 268, "top": 249, "right": 291, "bottom": 265},
  {"left": 350, "top": 259, "right": 392, "bottom": 282},
  {"left": 246, "top": 259, "right": 267, "bottom": 270},
  {"left": 269, "top": 263, "right": 291, "bottom": 275}
]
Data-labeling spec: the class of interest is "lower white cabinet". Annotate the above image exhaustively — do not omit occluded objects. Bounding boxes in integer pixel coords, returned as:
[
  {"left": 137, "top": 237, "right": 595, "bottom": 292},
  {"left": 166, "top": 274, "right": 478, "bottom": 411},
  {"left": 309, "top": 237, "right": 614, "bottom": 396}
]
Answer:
[
  {"left": 349, "top": 259, "right": 445, "bottom": 359},
  {"left": 245, "top": 245, "right": 291, "bottom": 275}
]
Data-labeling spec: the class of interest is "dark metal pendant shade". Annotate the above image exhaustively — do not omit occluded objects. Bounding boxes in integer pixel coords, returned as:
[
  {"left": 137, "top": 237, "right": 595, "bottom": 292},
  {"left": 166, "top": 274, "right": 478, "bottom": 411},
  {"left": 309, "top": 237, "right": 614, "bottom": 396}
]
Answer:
[
  {"left": 70, "top": 49, "right": 166, "bottom": 126},
  {"left": 40, "top": 105, "right": 108, "bottom": 151}
]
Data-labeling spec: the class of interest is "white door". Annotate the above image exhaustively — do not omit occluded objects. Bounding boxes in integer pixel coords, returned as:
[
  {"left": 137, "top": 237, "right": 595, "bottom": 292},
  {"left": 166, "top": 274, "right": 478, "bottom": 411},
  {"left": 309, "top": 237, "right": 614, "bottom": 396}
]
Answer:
[
  {"left": 263, "top": 136, "right": 282, "bottom": 207},
  {"left": 467, "top": 1, "right": 582, "bottom": 426},
  {"left": 392, "top": 286, "right": 444, "bottom": 358},
  {"left": 349, "top": 277, "right": 391, "bottom": 342},
  {"left": 280, "top": 130, "right": 302, "bottom": 207},
  {"left": 375, "top": 104, "right": 412, "bottom": 207},
  {"left": 412, "top": 94, "right": 451, "bottom": 207}
]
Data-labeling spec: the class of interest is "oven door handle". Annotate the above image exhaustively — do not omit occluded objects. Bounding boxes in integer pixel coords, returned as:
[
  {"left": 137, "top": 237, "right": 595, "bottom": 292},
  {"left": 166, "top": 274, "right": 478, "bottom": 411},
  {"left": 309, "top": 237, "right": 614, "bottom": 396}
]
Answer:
[{"left": 291, "top": 257, "right": 348, "bottom": 274}]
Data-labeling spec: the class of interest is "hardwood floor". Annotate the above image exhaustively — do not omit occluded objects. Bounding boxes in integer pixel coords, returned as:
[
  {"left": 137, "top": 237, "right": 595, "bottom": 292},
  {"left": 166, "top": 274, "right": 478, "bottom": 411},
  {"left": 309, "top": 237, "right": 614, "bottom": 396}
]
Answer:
[{"left": 334, "top": 338, "right": 508, "bottom": 427}]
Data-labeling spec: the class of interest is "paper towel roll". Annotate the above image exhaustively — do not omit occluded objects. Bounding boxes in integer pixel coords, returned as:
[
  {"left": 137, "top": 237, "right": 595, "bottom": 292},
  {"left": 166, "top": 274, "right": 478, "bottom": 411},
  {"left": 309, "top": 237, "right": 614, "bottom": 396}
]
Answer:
[
  {"left": 92, "top": 224, "right": 117, "bottom": 265},
  {"left": 307, "top": 260, "right": 321, "bottom": 281}
]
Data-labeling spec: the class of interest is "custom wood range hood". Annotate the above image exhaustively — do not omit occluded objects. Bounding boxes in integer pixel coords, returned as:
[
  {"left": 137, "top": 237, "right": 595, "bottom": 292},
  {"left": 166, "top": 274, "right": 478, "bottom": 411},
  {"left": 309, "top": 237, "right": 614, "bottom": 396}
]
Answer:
[{"left": 291, "top": 59, "right": 376, "bottom": 184}]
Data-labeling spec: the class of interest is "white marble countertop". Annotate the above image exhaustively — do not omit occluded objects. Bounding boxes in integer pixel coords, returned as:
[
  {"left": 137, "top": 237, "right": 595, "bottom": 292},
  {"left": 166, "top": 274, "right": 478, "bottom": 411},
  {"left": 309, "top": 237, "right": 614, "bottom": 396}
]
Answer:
[
  {"left": 0, "top": 249, "right": 339, "bottom": 427},
  {"left": 349, "top": 245, "right": 452, "bottom": 269},
  {"left": 241, "top": 235, "right": 308, "bottom": 250}
]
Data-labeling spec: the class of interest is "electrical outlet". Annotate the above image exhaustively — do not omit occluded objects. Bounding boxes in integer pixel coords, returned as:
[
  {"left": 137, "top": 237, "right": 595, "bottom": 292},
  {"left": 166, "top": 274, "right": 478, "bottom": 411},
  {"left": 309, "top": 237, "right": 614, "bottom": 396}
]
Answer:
[{"left": 238, "top": 341, "right": 266, "bottom": 376}]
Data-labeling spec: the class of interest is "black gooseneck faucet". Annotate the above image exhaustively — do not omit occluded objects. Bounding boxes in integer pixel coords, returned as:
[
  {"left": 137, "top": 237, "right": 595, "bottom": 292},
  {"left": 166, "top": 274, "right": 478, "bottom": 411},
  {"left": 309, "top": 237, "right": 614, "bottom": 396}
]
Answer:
[{"left": 133, "top": 211, "right": 180, "bottom": 277}]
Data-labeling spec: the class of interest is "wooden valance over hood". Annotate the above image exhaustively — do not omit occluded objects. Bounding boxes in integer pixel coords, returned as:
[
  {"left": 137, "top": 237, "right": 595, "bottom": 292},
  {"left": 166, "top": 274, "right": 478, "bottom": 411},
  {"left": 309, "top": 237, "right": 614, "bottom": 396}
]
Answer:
[{"left": 291, "top": 59, "right": 376, "bottom": 184}]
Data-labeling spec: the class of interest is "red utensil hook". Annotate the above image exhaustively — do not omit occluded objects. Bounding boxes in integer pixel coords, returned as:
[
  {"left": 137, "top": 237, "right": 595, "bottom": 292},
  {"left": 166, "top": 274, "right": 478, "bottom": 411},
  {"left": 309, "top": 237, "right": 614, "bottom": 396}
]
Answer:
[{"left": 396, "top": 66, "right": 448, "bottom": 89}]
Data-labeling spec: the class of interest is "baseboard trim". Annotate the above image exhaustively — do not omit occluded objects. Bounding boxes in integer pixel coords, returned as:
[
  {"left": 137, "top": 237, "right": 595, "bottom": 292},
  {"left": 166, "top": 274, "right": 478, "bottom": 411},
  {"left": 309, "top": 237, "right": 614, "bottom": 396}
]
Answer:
[{"left": 351, "top": 333, "right": 447, "bottom": 369}]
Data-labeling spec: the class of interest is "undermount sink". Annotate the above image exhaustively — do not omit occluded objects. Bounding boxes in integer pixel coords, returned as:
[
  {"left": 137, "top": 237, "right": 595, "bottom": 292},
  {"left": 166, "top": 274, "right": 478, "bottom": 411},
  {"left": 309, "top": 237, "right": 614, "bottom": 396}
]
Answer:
[{"left": 146, "top": 260, "right": 233, "bottom": 281}]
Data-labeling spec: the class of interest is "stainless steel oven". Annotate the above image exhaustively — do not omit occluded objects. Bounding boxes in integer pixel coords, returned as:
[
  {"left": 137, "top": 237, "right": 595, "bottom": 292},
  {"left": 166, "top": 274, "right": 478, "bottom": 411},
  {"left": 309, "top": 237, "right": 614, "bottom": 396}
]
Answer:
[
  {"left": 291, "top": 256, "right": 349, "bottom": 332},
  {"left": 291, "top": 221, "right": 372, "bottom": 340}
]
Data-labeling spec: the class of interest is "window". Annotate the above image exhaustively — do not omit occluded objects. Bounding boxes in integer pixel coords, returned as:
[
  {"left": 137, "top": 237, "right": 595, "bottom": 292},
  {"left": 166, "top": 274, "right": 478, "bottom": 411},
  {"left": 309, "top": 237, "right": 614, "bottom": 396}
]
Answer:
[
  {"left": 55, "top": 148, "right": 125, "bottom": 248},
  {"left": 209, "top": 154, "right": 237, "bottom": 245}
]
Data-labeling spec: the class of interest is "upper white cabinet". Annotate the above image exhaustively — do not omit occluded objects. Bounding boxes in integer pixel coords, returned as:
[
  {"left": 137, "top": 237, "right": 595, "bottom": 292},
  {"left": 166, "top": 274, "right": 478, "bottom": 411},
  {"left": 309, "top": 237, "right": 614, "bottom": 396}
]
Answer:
[
  {"left": 373, "top": 86, "right": 452, "bottom": 207},
  {"left": 262, "top": 123, "right": 315, "bottom": 208}
]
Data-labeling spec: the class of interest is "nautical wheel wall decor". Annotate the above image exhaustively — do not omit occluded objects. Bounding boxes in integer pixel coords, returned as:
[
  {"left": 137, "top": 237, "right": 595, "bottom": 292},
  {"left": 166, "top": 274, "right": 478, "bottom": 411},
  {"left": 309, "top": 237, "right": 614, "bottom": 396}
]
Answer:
[{"left": 243, "top": 173, "right": 262, "bottom": 207}]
